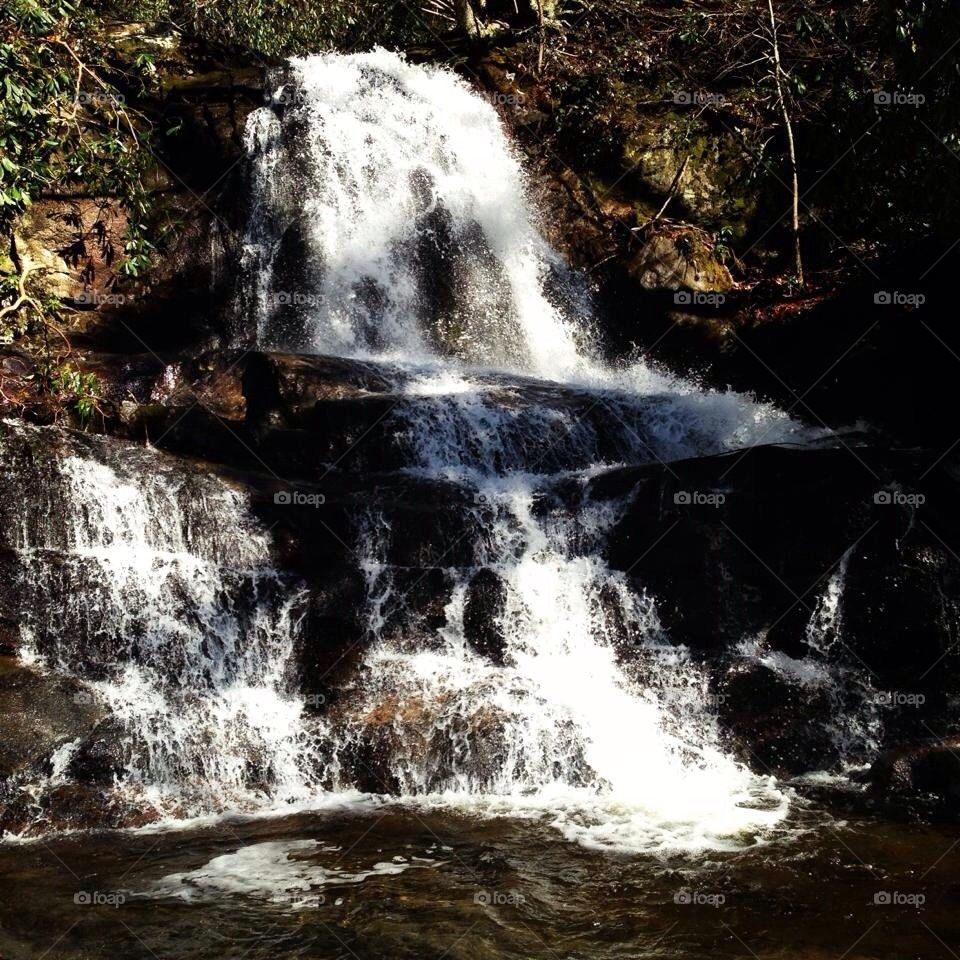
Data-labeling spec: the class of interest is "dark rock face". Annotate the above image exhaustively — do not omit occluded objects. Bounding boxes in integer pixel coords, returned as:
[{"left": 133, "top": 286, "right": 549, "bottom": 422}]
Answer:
[
  {"left": 604, "top": 444, "right": 957, "bottom": 660},
  {"left": 67, "top": 718, "right": 131, "bottom": 786},
  {"left": 294, "top": 571, "right": 369, "bottom": 707},
  {"left": 599, "top": 443, "right": 960, "bottom": 769},
  {"left": 716, "top": 659, "right": 840, "bottom": 777},
  {"left": 463, "top": 568, "right": 508, "bottom": 665},
  {"left": 604, "top": 445, "right": 875, "bottom": 652},
  {"left": 336, "top": 731, "right": 403, "bottom": 796}
]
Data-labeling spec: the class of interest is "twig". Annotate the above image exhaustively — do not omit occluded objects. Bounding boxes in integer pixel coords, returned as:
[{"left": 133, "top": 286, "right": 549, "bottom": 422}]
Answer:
[
  {"left": 536, "top": 0, "right": 546, "bottom": 76},
  {"left": 0, "top": 267, "right": 74, "bottom": 353},
  {"left": 633, "top": 155, "right": 690, "bottom": 233}
]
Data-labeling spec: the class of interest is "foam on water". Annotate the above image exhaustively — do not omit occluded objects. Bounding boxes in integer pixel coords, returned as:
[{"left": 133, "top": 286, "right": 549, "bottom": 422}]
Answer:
[{"left": 143, "top": 839, "right": 440, "bottom": 909}]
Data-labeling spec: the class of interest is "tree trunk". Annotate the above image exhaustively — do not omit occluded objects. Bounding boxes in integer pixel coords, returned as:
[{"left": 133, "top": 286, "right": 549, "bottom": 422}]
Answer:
[
  {"left": 767, "top": 0, "right": 803, "bottom": 285},
  {"left": 455, "top": 0, "right": 484, "bottom": 38}
]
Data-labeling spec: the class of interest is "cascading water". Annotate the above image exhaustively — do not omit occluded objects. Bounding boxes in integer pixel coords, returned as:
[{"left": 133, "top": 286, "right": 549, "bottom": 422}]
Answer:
[
  {"left": 237, "top": 50, "right": 810, "bottom": 852},
  {"left": 242, "top": 50, "right": 589, "bottom": 374},
  {"left": 2, "top": 51, "right": 835, "bottom": 851},
  {"left": 1, "top": 423, "right": 318, "bottom": 826}
]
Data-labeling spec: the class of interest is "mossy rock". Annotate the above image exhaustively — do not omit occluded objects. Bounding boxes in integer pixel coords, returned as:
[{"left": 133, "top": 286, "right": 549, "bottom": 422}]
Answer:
[
  {"left": 627, "top": 225, "right": 733, "bottom": 293},
  {"left": 552, "top": 75, "right": 759, "bottom": 240},
  {"left": 618, "top": 109, "right": 758, "bottom": 239}
]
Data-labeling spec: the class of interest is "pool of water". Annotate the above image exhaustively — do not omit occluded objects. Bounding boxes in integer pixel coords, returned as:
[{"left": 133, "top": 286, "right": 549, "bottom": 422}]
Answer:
[{"left": 1, "top": 802, "right": 957, "bottom": 959}]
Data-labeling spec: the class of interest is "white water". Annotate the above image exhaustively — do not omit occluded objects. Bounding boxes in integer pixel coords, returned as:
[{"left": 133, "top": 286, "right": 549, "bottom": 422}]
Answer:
[
  {"left": 143, "top": 839, "right": 440, "bottom": 910},
  {"left": 4, "top": 423, "right": 319, "bottom": 821},
  {"left": 239, "top": 50, "right": 804, "bottom": 852},
  {"left": 340, "top": 486, "right": 787, "bottom": 853}
]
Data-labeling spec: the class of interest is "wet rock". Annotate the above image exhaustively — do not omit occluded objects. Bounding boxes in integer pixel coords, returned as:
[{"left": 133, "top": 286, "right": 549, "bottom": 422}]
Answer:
[
  {"left": 0, "top": 552, "right": 20, "bottom": 654},
  {"left": 716, "top": 659, "right": 840, "bottom": 777},
  {"left": 295, "top": 570, "right": 369, "bottom": 707},
  {"left": 601, "top": 442, "right": 960, "bottom": 768},
  {"left": 870, "top": 738, "right": 960, "bottom": 816},
  {"left": 365, "top": 567, "right": 455, "bottom": 653},
  {"left": 67, "top": 718, "right": 131, "bottom": 786},
  {"left": 337, "top": 729, "right": 403, "bottom": 795},
  {"left": 0, "top": 664, "right": 104, "bottom": 781},
  {"left": 603, "top": 445, "right": 927, "bottom": 654},
  {"left": 463, "top": 567, "right": 509, "bottom": 665},
  {"left": 331, "top": 695, "right": 515, "bottom": 795},
  {"left": 843, "top": 535, "right": 960, "bottom": 724},
  {"left": 0, "top": 782, "right": 163, "bottom": 837}
]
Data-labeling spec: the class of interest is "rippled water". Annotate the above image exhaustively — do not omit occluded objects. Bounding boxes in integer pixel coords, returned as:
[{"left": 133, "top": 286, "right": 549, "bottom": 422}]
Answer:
[{"left": 0, "top": 806, "right": 956, "bottom": 960}]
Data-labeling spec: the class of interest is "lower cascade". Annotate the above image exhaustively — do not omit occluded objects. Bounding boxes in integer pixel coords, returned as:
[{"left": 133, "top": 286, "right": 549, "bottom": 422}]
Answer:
[{"left": 4, "top": 49, "right": 876, "bottom": 854}]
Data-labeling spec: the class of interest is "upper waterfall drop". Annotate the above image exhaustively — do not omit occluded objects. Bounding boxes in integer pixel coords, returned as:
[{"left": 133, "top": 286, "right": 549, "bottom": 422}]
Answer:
[
  {"left": 242, "top": 50, "right": 590, "bottom": 377},
  {"left": 241, "top": 50, "right": 814, "bottom": 458}
]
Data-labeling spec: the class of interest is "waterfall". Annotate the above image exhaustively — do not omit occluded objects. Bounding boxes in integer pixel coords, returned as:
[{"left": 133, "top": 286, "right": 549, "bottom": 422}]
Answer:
[
  {"left": 242, "top": 51, "right": 588, "bottom": 376},
  {"left": 1, "top": 423, "right": 318, "bottom": 824},
  {"left": 3, "top": 51, "right": 821, "bottom": 851},
  {"left": 237, "top": 51, "right": 802, "bottom": 852},
  {"left": 242, "top": 51, "right": 809, "bottom": 449},
  {"left": 333, "top": 483, "right": 787, "bottom": 852}
]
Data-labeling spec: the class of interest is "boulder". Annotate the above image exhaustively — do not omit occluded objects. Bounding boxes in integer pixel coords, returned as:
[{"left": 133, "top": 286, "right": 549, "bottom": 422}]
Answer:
[
  {"left": 12, "top": 200, "right": 128, "bottom": 305},
  {"left": 870, "top": 738, "right": 960, "bottom": 816},
  {"left": 66, "top": 717, "right": 131, "bottom": 786},
  {"left": 627, "top": 226, "right": 733, "bottom": 293},
  {"left": 716, "top": 658, "right": 841, "bottom": 776},
  {"left": 0, "top": 663, "right": 104, "bottom": 781}
]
